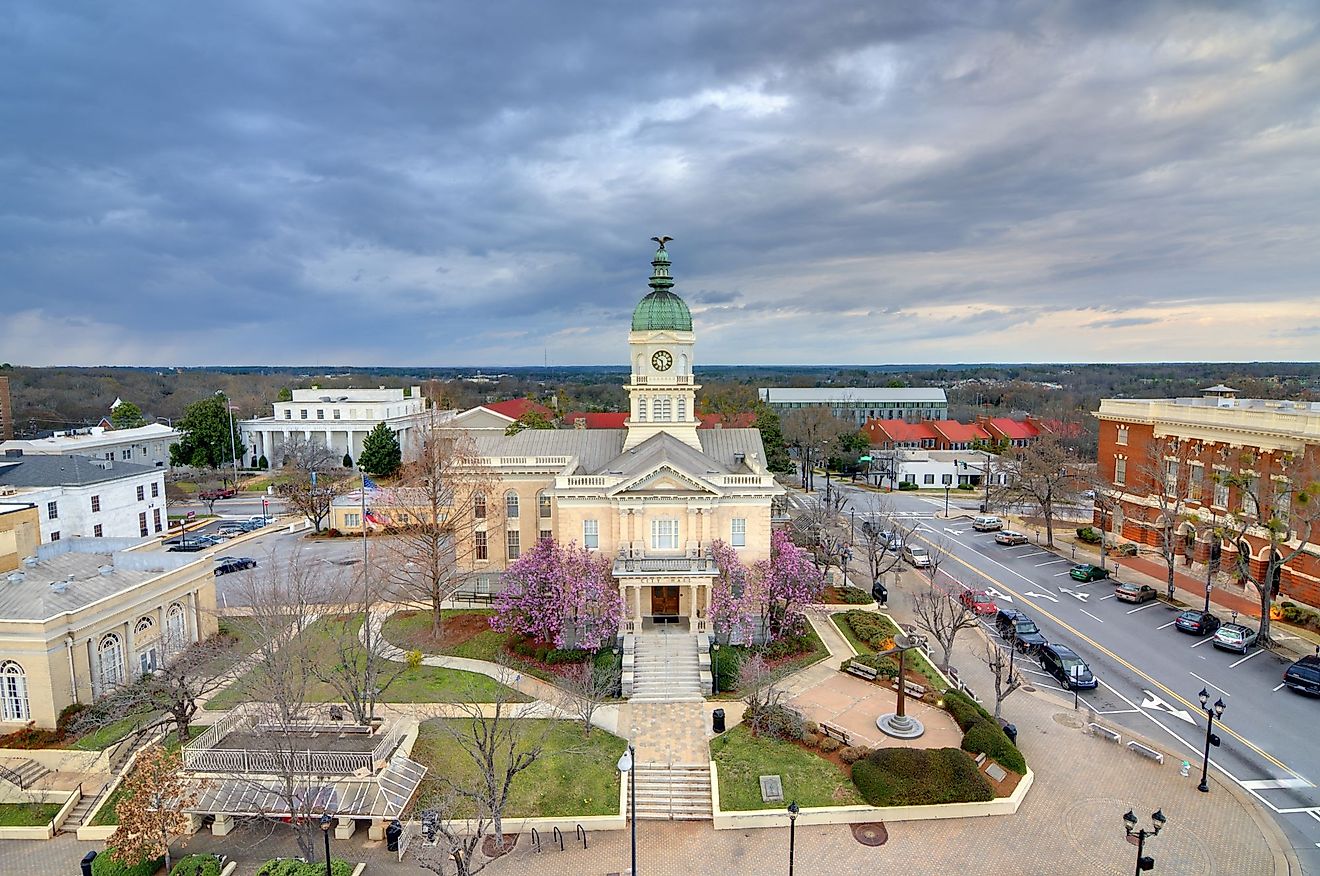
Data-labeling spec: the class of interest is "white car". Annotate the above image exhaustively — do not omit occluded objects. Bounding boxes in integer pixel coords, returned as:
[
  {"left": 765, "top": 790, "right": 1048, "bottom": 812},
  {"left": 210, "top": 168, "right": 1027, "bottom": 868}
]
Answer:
[{"left": 902, "top": 545, "right": 932, "bottom": 568}]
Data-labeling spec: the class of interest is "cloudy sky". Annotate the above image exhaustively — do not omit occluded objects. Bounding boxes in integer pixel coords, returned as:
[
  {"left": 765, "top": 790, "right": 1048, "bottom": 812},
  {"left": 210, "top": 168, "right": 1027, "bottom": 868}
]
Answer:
[{"left": 2, "top": 1, "right": 1318, "bottom": 367}]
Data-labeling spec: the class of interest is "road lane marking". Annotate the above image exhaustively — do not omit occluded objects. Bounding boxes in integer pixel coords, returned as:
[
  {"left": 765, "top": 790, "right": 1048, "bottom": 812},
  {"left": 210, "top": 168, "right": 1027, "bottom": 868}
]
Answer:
[
  {"left": 1229, "top": 650, "right": 1264, "bottom": 668},
  {"left": 1126, "top": 603, "right": 1156, "bottom": 614},
  {"left": 1190, "top": 637, "right": 1213, "bottom": 648},
  {"left": 1240, "top": 778, "right": 1314, "bottom": 790},
  {"left": 1024, "top": 590, "right": 1059, "bottom": 602},
  {"left": 1053, "top": 571, "right": 1073, "bottom": 577},
  {"left": 1157, "top": 621, "right": 1177, "bottom": 629},
  {"left": 1273, "top": 682, "right": 1287, "bottom": 692},
  {"left": 1189, "top": 671, "right": 1231, "bottom": 697},
  {"left": 1080, "top": 609, "right": 1104, "bottom": 623},
  {"left": 908, "top": 527, "right": 1295, "bottom": 775},
  {"left": 1140, "top": 689, "right": 1197, "bottom": 725},
  {"left": 1020, "top": 551, "right": 1048, "bottom": 558},
  {"left": 1099, "top": 594, "right": 1115, "bottom": 600},
  {"left": 1094, "top": 708, "right": 1141, "bottom": 715},
  {"left": 1035, "top": 559, "right": 1068, "bottom": 567}
]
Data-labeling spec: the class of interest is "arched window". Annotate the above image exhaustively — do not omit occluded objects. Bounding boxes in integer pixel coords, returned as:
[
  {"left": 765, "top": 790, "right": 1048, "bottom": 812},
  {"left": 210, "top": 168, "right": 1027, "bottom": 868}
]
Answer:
[
  {"left": 135, "top": 616, "right": 155, "bottom": 637},
  {"left": 98, "top": 634, "right": 125, "bottom": 691},
  {"left": 166, "top": 603, "right": 187, "bottom": 646},
  {"left": 677, "top": 396, "right": 687, "bottom": 421},
  {"left": 537, "top": 491, "right": 552, "bottom": 519},
  {"left": 505, "top": 490, "right": 519, "bottom": 519},
  {"left": 473, "top": 493, "right": 487, "bottom": 519},
  {"left": 1, "top": 662, "right": 28, "bottom": 721}
]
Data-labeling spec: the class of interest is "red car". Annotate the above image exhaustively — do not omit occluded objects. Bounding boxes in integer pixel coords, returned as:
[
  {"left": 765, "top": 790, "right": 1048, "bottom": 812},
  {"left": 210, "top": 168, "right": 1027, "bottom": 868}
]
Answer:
[{"left": 959, "top": 589, "right": 997, "bottom": 615}]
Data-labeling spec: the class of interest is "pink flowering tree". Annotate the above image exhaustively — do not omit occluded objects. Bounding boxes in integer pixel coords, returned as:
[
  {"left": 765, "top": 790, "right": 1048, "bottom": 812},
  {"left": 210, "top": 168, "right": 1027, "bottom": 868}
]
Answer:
[
  {"left": 749, "top": 530, "right": 826, "bottom": 641},
  {"left": 490, "top": 540, "right": 623, "bottom": 651},
  {"left": 708, "top": 540, "right": 753, "bottom": 644}
]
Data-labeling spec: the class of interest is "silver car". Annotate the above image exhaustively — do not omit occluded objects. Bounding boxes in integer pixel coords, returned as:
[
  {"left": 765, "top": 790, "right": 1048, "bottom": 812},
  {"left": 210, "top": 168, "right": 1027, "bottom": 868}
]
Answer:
[{"left": 1211, "top": 623, "right": 1258, "bottom": 653}]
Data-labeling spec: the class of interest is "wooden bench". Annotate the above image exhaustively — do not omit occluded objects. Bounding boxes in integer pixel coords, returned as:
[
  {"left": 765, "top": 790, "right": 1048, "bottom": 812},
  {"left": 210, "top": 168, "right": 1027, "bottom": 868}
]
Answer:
[
  {"left": 891, "top": 679, "right": 927, "bottom": 698},
  {"left": 1088, "top": 722, "right": 1122, "bottom": 744},
  {"left": 1126, "top": 740, "right": 1164, "bottom": 764},
  {"left": 254, "top": 722, "right": 372, "bottom": 736},
  {"left": 845, "top": 662, "right": 879, "bottom": 681},
  {"left": 819, "top": 722, "right": 851, "bottom": 746}
]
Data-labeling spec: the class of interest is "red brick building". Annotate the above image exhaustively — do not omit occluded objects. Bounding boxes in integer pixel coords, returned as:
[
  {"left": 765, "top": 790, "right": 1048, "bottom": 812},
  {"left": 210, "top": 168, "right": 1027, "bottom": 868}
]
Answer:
[{"left": 1094, "top": 386, "right": 1320, "bottom": 608}]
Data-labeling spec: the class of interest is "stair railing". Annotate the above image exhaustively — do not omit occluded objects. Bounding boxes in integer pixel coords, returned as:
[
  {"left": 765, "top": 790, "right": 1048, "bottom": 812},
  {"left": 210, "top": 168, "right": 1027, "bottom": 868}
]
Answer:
[{"left": 0, "top": 763, "right": 30, "bottom": 789}]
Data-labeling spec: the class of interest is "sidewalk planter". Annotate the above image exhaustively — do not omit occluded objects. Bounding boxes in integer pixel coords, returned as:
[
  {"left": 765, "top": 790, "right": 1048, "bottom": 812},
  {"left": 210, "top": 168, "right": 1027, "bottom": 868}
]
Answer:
[
  {"left": 709, "top": 760, "right": 1033, "bottom": 829},
  {"left": 0, "top": 788, "right": 78, "bottom": 840}
]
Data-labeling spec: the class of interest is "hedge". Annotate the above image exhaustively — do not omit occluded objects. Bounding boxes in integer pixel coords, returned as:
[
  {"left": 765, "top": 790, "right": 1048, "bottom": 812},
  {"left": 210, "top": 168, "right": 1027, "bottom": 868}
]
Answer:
[
  {"left": 851, "top": 747, "right": 992, "bottom": 806},
  {"left": 91, "top": 850, "right": 164, "bottom": 876},
  {"left": 171, "top": 856, "right": 222, "bottom": 876},
  {"left": 255, "top": 860, "right": 354, "bottom": 876},
  {"left": 1279, "top": 602, "right": 1320, "bottom": 635},
  {"left": 1076, "top": 527, "right": 1103, "bottom": 545},
  {"left": 897, "top": 481, "right": 919, "bottom": 491},
  {"left": 942, "top": 689, "right": 1028, "bottom": 775},
  {"left": 941, "top": 688, "right": 991, "bottom": 732},
  {"left": 843, "top": 653, "right": 899, "bottom": 680},
  {"left": 839, "top": 610, "right": 898, "bottom": 650}
]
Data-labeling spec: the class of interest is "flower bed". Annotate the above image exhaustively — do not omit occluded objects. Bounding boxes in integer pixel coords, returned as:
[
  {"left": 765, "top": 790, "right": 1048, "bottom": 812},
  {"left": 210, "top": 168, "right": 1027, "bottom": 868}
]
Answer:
[
  {"left": 850, "top": 747, "right": 992, "bottom": 806},
  {"left": 942, "top": 688, "right": 1027, "bottom": 775},
  {"left": 832, "top": 610, "right": 947, "bottom": 691}
]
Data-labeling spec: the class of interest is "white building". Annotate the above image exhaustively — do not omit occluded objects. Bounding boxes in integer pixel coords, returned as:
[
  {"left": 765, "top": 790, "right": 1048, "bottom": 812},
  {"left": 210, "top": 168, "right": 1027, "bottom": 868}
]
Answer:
[
  {"left": 0, "top": 451, "right": 169, "bottom": 544},
  {"left": 758, "top": 387, "right": 948, "bottom": 426},
  {"left": 239, "top": 386, "right": 452, "bottom": 468},
  {"left": 876, "top": 449, "right": 1008, "bottom": 490},
  {"left": 1, "top": 423, "right": 180, "bottom": 469}
]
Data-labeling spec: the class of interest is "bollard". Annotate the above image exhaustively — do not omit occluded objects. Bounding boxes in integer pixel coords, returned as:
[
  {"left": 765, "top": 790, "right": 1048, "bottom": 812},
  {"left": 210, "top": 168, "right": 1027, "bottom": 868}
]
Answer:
[{"left": 1180, "top": 760, "right": 1191, "bottom": 778}]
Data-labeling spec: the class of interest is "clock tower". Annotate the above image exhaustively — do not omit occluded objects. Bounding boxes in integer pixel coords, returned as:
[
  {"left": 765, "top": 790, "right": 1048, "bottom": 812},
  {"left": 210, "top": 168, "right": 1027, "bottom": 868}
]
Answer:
[{"left": 623, "top": 239, "right": 702, "bottom": 451}]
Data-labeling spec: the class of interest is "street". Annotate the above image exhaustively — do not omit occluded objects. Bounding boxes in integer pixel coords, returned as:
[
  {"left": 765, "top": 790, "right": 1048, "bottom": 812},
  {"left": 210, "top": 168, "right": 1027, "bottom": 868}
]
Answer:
[{"left": 794, "top": 480, "right": 1320, "bottom": 874}]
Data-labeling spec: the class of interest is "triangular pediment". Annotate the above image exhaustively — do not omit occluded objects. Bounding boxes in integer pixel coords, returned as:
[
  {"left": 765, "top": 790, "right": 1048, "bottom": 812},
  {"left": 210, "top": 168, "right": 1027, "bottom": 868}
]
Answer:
[{"left": 609, "top": 463, "right": 719, "bottom": 496}]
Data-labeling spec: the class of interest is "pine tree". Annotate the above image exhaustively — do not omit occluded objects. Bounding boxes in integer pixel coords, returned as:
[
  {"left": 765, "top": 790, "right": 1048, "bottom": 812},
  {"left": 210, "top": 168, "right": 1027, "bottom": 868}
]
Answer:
[{"left": 358, "top": 422, "right": 401, "bottom": 476}]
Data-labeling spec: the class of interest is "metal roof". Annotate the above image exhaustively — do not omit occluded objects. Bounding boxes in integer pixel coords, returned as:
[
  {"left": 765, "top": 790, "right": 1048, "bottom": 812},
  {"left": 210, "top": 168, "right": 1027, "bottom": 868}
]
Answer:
[
  {"left": 0, "top": 453, "right": 157, "bottom": 487},
  {"left": 186, "top": 755, "right": 426, "bottom": 818}
]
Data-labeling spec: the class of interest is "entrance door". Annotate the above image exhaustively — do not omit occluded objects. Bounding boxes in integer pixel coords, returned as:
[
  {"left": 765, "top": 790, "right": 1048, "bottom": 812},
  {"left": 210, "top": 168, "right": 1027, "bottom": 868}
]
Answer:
[{"left": 651, "top": 586, "right": 680, "bottom": 616}]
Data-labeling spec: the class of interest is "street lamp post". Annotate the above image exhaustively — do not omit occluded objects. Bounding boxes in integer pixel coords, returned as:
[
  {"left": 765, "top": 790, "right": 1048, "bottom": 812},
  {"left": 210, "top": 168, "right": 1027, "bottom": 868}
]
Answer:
[
  {"left": 982, "top": 451, "right": 992, "bottom": 513},
  {"left": 944, "top": 485, "right": 950, "bottom": 517},
  {"left": 1197, "top": 688, "right": 1226, "bottom": 793},
  {"left": 1204, "top": 530, "right": 1221, "bottom": 614},
  {"left": 786, "top": 800, "right": 799, "bottom": 876},
  {"left": 618, "top": 744, "right": 637, "bottom": 876},
  {"left": 319, "top": 813, "right": 334, "bottom": 876},
  {"left": 1123, "top": 808, "right": 1166, "bottom": 874},
  {"left": 711, "top": 642, "right": 720, "bottom": 696},
  {"left": 215, "top": 390, "right": 240, "bottom": 485}
]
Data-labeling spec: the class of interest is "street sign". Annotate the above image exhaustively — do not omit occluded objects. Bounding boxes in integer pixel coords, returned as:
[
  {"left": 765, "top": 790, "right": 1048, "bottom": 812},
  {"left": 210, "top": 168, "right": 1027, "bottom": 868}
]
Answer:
[{"left": 186, "top": 511, "right": 196, "bottom": 519}]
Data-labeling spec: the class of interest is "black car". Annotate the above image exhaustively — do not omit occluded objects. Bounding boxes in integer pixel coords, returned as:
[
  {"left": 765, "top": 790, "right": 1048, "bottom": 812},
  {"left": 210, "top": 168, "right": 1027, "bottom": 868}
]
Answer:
[
  {"left": 1283, "top": 655, "right": 1320, "bottom": 696},
  {"left": 1038, "top": 643, "right": 1098, "bottom": 689},
  {"left": 994, "top": 608, "right": 1048, "bottom": 653},
  {"left": 167, "top": 543, "right": 208, "bottom": 553},
  {"left": 214, "top": 557, "right": 258, "bottom": 576},
  {"left": 1174, "top": 609, "right": 1221, "bottom": 636}
]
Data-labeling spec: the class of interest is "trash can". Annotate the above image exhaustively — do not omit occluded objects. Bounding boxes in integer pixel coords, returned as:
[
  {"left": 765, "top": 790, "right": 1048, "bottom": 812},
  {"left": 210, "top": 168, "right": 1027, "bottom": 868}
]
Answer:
[
  {"left": 386, "top": 818, "right": 403, "bottom": 852},
  {"left": 1001, "top": 721, "right": 1018, "bottom": 745},
  {"left": 712, "top": 708, "right": 726, "bottom": 734},
  {"left": 872, "top": 582, "right": 888, "bottom": 606},
  {"left": 81, "top": 851, "right": 97, "bottom": 876}
]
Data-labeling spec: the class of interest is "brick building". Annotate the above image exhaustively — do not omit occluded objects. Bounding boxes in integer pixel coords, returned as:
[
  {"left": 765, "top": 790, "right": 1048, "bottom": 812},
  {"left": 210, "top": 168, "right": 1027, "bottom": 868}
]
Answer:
[{"left": 1094, "top": 385, "right": 1320, "bottom": 608}]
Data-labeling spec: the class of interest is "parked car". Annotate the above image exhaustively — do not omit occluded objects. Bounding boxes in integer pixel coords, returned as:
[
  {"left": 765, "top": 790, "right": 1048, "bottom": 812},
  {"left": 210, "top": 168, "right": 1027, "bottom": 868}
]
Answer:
[
  {"left": 959, "top": 589, "right": 998, "bottom": 615},
  {"left": 189, "top": 535, "right": 223, "bottom": 546},
  {"left": 199, "top": 487, "right": 238, "bottom": 500},
  {"left": 879, "top": 531, "right": 904, "bottom": 551},
  {"left": 247, "top": 515, "right": 275, "bottom": 526},
  {"left": 1174, "top": 610, "right": 1221, "bottom": 636},
  {"left": 167, "top": 543, "right": 208, "bottom": 553},
  {"left": 994, "top": 608, "right": 1048, "bottom": 653},
  {"left": 216, "top": 521, "right": 246, "bottom": 532},
  {"left": 902, "top": 545, "right": 932, "bottom": 568},
  {"left": 1115, "top": 583, "right": 1158, "bottom": 604},
  {"left": 1038, "top": 643, "right": 1098, "bottom": 689},
  {"left": 995, "top": 530, "right": 1029, "bottom": 546},
  {"left": 214, "top": 557, "right": 257, "bottom": 576},
  {"left": 1282, "top": 655, "right": 1320, "bottom": 696},
  {"left": 1212, "top": 623, "right": 1259, "bottom": 653},
  {"left": 1069, "top": 563, "right": 1110, "bottom": 582},
  {"left": 972, "top": 515, "right": 1004, "bottom": 532}
]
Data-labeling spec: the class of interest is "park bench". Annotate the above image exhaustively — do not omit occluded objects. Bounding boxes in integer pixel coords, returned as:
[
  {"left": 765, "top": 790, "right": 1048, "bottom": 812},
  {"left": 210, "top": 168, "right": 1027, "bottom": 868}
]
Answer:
[
  {"left": 1088, "top": 722, "right": 1122, "bottom": 744},
  {"left": 1126, "top": 740, "right": 1164, "bottom": 764},
  {"left": 844, "top": 662, "right": 879, "bottom": 681},
  {"left": 819, "top": 722, "right": 851, "bottom": 746},
  {"left": 891, "top": 679, "right": 926, "bottom": 699}
]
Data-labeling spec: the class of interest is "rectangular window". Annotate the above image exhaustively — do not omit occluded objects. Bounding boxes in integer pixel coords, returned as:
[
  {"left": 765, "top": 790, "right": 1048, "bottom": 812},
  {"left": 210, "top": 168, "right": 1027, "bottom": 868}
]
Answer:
[
  {"left": 93, "top": 524, "right": 103, "bottom": 537},
  {"left": 151, "top": 482, "right": 159, "bottom": 498},
  {"left": 539, "top": 493, "right": 552, "bottom": 518},
  {"left": 1274, "top": 483, "right": 1290, "bottom": 525},
  {"left": 731, "top": 518, "right": 746, "bottom": 548},
  {"left": 1242, "top": 476, "right": 1258, "bottom": 514},
  {"left": 655, "top": 397, "right": 673, "bottom": 422},
  {"left": 50, "top": 531, "right": 60, "bottom": 542},
  {"left": 136, "top": 485, "right": 145, "bottom": 501},
  {"left": 138, "top": 512, "right": 149, "bottom": 537},
  {"left": 47, "top": 501, "right": 58, "bottom": 520},
  {"left": 1164, "top": 460, "right": 1179, "bottom": 496},
  {"left": 300, "top": 409, "right": 308, "bottom": 419},
  {"left": 923, "top": 474, "right": 935, "bottom": 484},
  {"left": 583, "top": 519, "right": 599, "bottom": 550},
  {"left": 677, "top": 397, "right": 687, "bottom": 421},
  {"left": 942, "top": 474, "right": 953, "bottom": 485},
  {"left": 284, "top": 410, "right": 292, "bottom": 420},
  {"left": 345, "top": 512, "right": 361, "bottom": 528},
  {"left": 1189, "top": 464, "right": 1203, "bottom": 501},
  {"left": 153, "top": 509, "right": 162, "bottom": 532},
  {"left": 121, "top": 449, "right": 131, "bottom": 460},
  {"left": 539, "top": 529, "right": 552, "bottom": 542},
  {"left": 1116, "top": 426, "right": 1128, "bottom": 446},
  {"left": 317, "top": 409, "right": 324, "bottom": 419},
  {"left": 475, "top": 530, "right": 488, "bottom": 560},
  {"left": 473, "top": 494, "right": 487, "bottom": 519},
  {"left": 506, "top": 529, "right": 520, "bottom": 560},
  {"left": 651, "top": 518, "right": 679, "bottom": 551},
  {"left": 1114, "top": 458, "right": 1127, "bottom": 485},
  {"left": 1213, "top": 479, "right": 1229, "bottom": 508},
  {"left": 333, "top": 409, "right": 341, "bottom": 419},
  {"left": 91, "top": 495, "right": 101, "bottom": 512}
]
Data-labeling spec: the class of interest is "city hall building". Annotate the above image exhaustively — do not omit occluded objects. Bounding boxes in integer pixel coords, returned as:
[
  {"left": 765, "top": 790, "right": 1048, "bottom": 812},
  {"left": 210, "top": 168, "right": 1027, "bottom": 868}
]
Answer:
[{"left": 457, "top": 242, "right": 783, "bottom": 633}]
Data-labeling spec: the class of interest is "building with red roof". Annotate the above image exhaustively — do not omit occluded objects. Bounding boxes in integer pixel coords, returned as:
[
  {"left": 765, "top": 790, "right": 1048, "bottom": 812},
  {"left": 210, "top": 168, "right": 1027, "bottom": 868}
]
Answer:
[
  {"left": 978, "top": 416, "right": 1041, "bottom": 448},
  {"left": 928, "top": 420, "right": 991, "bottom": 450},
  {"left": 863, "top": 419, "right": 937, "bottom": 450},
  {"left": 698, "top": 412, "right": 757, "bottom": 430},
  {"left": 481, "top": 398, "right": 554, "bottom": 422},
  {"left": 564, "top": 411, "right": 629, "bottom": 429}
]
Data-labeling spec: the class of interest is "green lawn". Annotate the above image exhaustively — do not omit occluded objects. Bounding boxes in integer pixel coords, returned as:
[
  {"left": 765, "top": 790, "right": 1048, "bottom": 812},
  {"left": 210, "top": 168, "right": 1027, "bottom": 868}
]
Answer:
[
  {"left": 709, "top": 625, "right": 830, "bottom": 699},
  {"left": 206, "top": 615, "right": 526, "bottom": 710},
  {"left": 70, "top": 711, "right": 159, "bottom": 751},
  {"left": 382, "top": 609, "right": 507, "bottom": 662},
  {"left": 710, "top": 725, "right": 861, "bottom": 811},
  {"left": 411, "top": 719, "right": 625, "bottom": 818},
  {"left": 0, "top": 803, "right": 62, "bottom": 827},
  {"left": 831, "top": 612, "right": 947, "bottom": 691}
]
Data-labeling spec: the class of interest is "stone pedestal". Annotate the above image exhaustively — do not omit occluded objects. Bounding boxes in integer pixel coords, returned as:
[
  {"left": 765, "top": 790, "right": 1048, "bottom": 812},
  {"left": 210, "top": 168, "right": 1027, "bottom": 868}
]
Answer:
[
  {"left": 185, "top": 814, "right": 204, "bottom": 835},
  {"left": 335, "top": 817, "right": 356, "bottom": 840},
  {"left": 368, "top": 818, "right": 387, "bottom": 840},
  {"left": 876, "top": 712, "right": 925, "bottom": 739},
  {"left": 211, "top": 815, "right": 235, "bottom": 836}
]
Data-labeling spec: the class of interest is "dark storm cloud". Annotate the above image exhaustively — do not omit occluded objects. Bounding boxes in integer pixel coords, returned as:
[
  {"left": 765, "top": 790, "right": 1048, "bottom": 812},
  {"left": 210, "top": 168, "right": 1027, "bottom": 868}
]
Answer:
[{"left": 1, "top": 0, "right": 1318, "bottom": 365}]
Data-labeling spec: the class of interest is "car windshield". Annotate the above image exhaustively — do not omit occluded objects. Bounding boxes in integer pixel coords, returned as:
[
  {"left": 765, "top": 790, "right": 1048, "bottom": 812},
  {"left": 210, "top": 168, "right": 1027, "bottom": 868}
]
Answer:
[
  {"left": 1015, "top": 621, "right": 1039, "bottom": 635},
  {"left": 1060, "top": 657, "right": 1085, "bottom": 670},
  {"left": 910, "top": 548, "right": 927, "bottom": 557},
  {"left": 1290, "top": 664, "right": 1320, "bottom": 681},
  {"left": 1220, "top": 629, "right": 1244, "bottom": 640}
]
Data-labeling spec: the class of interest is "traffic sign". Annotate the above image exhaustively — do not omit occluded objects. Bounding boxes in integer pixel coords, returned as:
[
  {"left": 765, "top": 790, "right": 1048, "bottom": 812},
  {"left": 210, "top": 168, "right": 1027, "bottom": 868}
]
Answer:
[{"left": 186, "top": 511, "right": 196, "bottom": 519}]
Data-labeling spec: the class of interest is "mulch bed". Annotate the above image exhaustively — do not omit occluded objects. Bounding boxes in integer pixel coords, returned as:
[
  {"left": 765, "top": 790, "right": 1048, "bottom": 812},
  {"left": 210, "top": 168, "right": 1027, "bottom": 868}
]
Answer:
[
  {"left": 392, "top": 610, "right": 494, "bottom": 652},
  {"left": 482, "top": 834, "right": 519, "bottom": 858}
]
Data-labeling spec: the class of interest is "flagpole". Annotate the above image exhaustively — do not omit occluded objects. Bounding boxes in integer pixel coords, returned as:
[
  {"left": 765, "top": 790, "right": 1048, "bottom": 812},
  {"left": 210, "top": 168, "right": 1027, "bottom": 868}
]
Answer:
[{"left": 362, "top": 472, "right": 373, "bottom": 721}]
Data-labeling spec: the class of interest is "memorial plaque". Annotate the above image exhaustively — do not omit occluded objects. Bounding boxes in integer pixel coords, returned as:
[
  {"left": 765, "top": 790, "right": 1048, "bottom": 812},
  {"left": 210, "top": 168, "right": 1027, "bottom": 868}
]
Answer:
[
  {"left": 760, "top": 774, "right": 784, "bottom": 802},
  {"left": 985, "top": 763, "right": 1008, "bottom": 783}
]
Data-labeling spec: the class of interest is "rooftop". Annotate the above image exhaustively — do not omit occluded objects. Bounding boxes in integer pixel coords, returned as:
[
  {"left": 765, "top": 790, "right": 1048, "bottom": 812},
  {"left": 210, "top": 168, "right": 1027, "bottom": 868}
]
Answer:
[
  {"left": 468, "top": 427, "right": 770, "bottom": 476},
  {"left": 759, "top": 387, "right": 948, "bottom": 403},
  {"left": 0, "top": 453, "right": 158, "bottom": 488},
  {"left": 0, "top": 538, "right": 205, "bottom": 622},
  {"left": 288, "top": 386, "right": 422, "bottom": 403},
  {"left": 0, "top": 423, "right": 178, "bottom": 454}
]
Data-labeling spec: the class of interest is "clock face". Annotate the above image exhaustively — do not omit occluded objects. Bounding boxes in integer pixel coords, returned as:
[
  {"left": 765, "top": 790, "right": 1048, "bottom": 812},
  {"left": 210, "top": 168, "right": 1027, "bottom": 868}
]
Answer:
[{"left": 651, "top": 350, "right": 673, "bottom": 372}]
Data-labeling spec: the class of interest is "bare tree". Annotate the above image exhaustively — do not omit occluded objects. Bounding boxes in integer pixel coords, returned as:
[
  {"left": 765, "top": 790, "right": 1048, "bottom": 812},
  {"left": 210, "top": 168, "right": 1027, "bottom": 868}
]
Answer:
[
  {"left": 782, "top": 407, "right": 852, "bottom": 492},
  {"left": 909, "top": 576, "right": 980, "bottom": 674},
  {"left": 858, "top": 501, "right": 910, "bottom": 590},
  {"left": 924, "top": 534, "right": 955, "bottom": 586},
  {"left": 1137, "top": 436, "right": 1200, "bottom": 598},
  {"left": 383, "top": 423, "right": 502, "bottom": 638},
  {"left": 993, "top": 434, "right": 1080, "bottom": 547},
  {"left": 738, "top": 654, "right": 797, "bottom": 738},
  {"left": 554, "top": 660, "right": 621, "bottom": 737},
  {"left": 979, "top": 638, "right": 1023, "bottom": 722},
  {"left": 1220, "top": 450, "right": 1320, "bottom": 646},
  {"left": 1086, "top": 471, "right": 1124, "bottom": 574},
  {"left": 275, "top": 435, "right": 347, "bottom": 533},
  {"left": 414, "top": 784, "right": 490, "bottom": 876}
]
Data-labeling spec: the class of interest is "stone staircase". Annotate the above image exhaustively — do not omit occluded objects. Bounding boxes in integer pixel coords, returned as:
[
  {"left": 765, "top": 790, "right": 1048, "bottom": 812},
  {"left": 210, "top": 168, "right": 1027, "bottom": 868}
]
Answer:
[
  {"left": 628, "top": 632, "right": 704, "bottom": 703},
  {"left": 61, "top": 783, "right": 107, "bottom": 831},
  {"left": 629, "top": 762, "right": 713, "bottom": 820},
  {"left": 0, "top": 758, "right": 50, "bottom": 790}
]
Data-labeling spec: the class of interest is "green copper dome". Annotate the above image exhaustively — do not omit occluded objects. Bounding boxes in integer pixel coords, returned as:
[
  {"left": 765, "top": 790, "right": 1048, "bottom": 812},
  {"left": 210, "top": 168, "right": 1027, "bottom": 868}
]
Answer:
[{"left": 631, "top": 240, "right": 693, "bottom": 331}]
